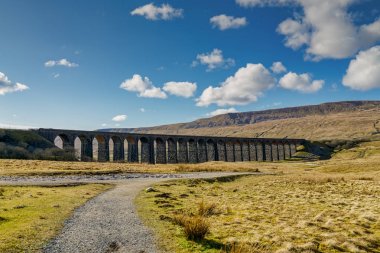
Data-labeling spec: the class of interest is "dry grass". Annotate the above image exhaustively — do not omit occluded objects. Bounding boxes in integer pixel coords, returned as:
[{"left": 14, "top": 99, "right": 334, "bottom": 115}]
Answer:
[
  {"left": 0, "top": 184, "right": 112, "bottom": 253},
  {"left": 127, "top": 109, "right": 380, "bottom": 140},
  {"left": 136, "top": 141, "right": 380, "bottom": 253},
  {"left": 0, "top": 158, "right": 290, "bottom": 176}
]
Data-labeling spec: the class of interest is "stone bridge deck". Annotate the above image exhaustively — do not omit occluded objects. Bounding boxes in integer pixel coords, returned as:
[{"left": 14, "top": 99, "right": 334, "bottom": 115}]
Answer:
[{"left": 35, "top": 128, "right": 306, "bottom": 164}]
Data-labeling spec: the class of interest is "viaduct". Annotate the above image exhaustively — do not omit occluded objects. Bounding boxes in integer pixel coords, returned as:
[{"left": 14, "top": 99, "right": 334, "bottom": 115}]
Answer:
[{"left": 36, "top": 128, "right": 306, "bottom": 164}]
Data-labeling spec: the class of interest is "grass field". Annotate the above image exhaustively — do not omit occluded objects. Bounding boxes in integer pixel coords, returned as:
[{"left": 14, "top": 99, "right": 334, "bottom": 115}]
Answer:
[
  {"left": 0, "top": 158, "right": 300, "bottom": 176},
  {"left": 0, "top": 141, "right": 379, "bottom": 252},
  {"left": 136, "top": 141, "right": 380, "bottom": 253},
  {"left": 0, "top": 184, "right": 112, "bottom": 253}
]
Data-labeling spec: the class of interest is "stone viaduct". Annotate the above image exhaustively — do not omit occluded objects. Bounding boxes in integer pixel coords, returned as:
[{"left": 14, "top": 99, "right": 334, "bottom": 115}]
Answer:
[{"left": 35, "top": 128, "right": 305, "bottom": 164}]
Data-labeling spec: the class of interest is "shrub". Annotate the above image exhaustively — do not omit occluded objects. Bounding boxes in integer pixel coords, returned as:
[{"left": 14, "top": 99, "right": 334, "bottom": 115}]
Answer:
[
  {"left": 182, "top": 215, "right": 209, "bottom": 241},
  {"left": 173, "top": 214, "right": 210, "bottom": 241}
]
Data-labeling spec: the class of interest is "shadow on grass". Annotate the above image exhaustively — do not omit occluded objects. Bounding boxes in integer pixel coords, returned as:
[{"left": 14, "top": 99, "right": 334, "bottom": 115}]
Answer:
[{"left": 197, "top": 238, "right": 225, "bottom": 250}]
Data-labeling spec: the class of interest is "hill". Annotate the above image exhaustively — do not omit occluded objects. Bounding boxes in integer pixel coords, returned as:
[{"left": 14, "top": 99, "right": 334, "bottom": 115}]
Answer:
[{"left": 103, "top": 101, "right": 380, "bottom": 140}]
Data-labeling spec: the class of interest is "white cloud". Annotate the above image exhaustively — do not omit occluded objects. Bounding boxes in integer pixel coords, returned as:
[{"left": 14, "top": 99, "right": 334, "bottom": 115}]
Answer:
[
  {"left": 44, "top": 59, "right": 78, "bottom": 68},
  {"left": 193, "top": 49, "right": 235, "bottom": 71},
  {"left": 0, "top": 72, "right": 29, "bottom": 95},
  {"left": 207, "top": 108, "right": 239, "bottom": 117},
  {"left": 120, "top": 74, "right": 167, "bottom": 99},
  {"left": 237, "top": 0, "right": 380, "bottom": 60},
  {"left": 210, "top": 15, "right": 247, "bottom": 30},
  {"left": 279, "top": 72, "right": 324, "bottom": 93},
  {"left": 196, "top": 63, "right": 275, "bottom": 107},
  {"left": 277, "top": 18, "right": 310, "bottom": 50},
  {"left": 53, "top": 73, "right": 60, "bottom": 78},
  {"left": 275, "top": 1, "right": 380, "bottom": 60},
  {"left": 140, "top": 108, "right": 145, "bottom": 113},
  {"left": 101, "top": 123, "right": 107, "bottom": 127},
  {"left": 163, "top": 81, "right": 197, "bottom": 98},
  {"left": 0, "top": 123, "right": 34, "bottom": 129},
  {"left": 112, "top": 115, "right": 128, "bottom": 122},
  {"left": 236, "top": 0, "right": 294, "bottom": 7},
  {"left": 131, "top": 3, "right": 183, "bottom": 20},
  {"left": 343, "top": 45, "right": 380, "bottom": 91},
  {"left": 140, "top": 87, "right": 167, "bottom": 99},
  {"left": 271, "top": 61, "right": 287, "bottom": 74}
]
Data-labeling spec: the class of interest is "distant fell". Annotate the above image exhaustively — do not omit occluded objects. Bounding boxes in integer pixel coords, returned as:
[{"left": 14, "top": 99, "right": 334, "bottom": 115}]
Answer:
[{"left": 102, "top": 101, "right": 380, "bottom": 140}]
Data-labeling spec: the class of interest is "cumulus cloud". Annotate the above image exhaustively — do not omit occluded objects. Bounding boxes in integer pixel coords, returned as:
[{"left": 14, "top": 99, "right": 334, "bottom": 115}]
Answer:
[
  {"left": 207, "top": 108, "right": 239, "bottom": 117},
  {"left": 44, "top": 59, "right": 78, "bottom": 68},
  {"left": 120, "top": 74, "right": 167, "bottom": 99},
  {"left": 277, "top": 18, "right": 310, "bottom": 50},
  {"left": 112, "top": 115, "right": 127, "bottom": 122},
  {"left": 140, "top": 108, "right": 146, "bottom": 113},
  {"left": 271, "top": 61, "right": 287, "bottom": 74},
  {"left": 276, "top": 1, "right": 380, "bottom": 60},
  {"left": 196, "top": 63, "right": 275, "bottom": 107},
  {"left": 210, "top": 14, "right": 247, "bottom": 30},
  {"left": 279, "top": 72, "right": 324, "bottom": 93},
  {"left": 237, "top": 0, "right": 380, "bottom": 60},
  {"left": 193, "top": 49, "right": 235, "bottom": 71},
  {"left": 131, "top": 3, "right": 183, "bottom": 20},
  {"left": 343, "top": 46, "right": 380, "bottom": 91},
  {"left": 0, "top": 72, "right": 29, "bottom": 95},
  {"left": 163, "top": 81, "right": 197, "bottom": 98}
]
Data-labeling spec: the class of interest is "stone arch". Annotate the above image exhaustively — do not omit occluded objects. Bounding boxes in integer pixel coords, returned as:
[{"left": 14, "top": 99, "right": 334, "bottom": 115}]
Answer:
[
  {"left": 155, "top": 138, "right": 166, "bottom": 164},
  {"left": 256, "top": 142, "right": 264, "bottom": 161},
  {"left": 217, "top": 140, "right": 226, "bottom": 161},
  {"left": 290, "top": 143, "right": 297, "bottom": 156},
  {"left": 278, "top": 142, "right": 285, "bottom": 160},
  {"left": 177, "top": 138, "right": 188, "bottom": 163},
  {"left": 264, "top": 142, "right": 272, "bottom": 161},
  {"left": 54, "top": 134, "right": 70, "bottom": 149},
  {"left": 197, "top": 139, "right": 207, "bottom": 163},
  {"left": 272, "top": 143, "right": 279, "bottom": 161},
  {"left": 284, "top": 143, "right": 291, "bottom": 159},
  {"left": 188, "top": 139, "right": 197, "bottom": 163},
  {"left": 125, "top": 136, "right": 137, "bottom": 162},
  {"left": 74, "top": 135, "right": 92, "bottom": 161},
  {"left": 138, "top": 137, "right": 150, "bottom": 163},
  {"left": 234, "top": 140, "right": 242, "bottom": 162},
  {"left": 249, "top": 141, "right": 257, "bottom": 161},
  {"left": 93, "top": 135, "right": 109, "bottom": 162},
  {"left": 167, "top": 138, "right": 177, "bottom": 163},
  {"left": 226, "top": 141, "right": 234, "bottom": 162},
  {"left": 242, "top": 141, "right": 250, "bottom": 161},
  {"left": 109, "top": 136, "right": 124, "bottom": 162},
  {"left": 206, "top": 139, "right": 216, "bottom": 161}
]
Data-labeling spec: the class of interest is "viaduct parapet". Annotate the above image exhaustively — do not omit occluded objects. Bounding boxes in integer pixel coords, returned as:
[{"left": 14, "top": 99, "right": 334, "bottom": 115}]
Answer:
[{"left": 35, "top": 128, "right": 306, "bottom": 164}]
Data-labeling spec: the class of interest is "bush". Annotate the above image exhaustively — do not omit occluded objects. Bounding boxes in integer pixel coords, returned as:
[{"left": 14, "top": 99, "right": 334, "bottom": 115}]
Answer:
[
  {"left": 182, "top": 216, "right": 210, "bottom": 241},
  {"left": 173, "top": 214, "right": 210, "bottom": 241},
  {"left": 0, "top": 142, "right": 30, "bottom": 159}
]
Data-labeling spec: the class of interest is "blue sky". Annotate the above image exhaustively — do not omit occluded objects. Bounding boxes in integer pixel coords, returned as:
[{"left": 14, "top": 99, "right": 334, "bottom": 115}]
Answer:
[{"left": 0, "top": 0, "right": 379, "bottom": 130}]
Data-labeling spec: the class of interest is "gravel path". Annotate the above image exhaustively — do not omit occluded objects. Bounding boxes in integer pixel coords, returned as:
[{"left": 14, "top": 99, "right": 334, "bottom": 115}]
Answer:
[
  {"left": 43, "top": 178, "right": 161, "bottom": 253},
  {"left": 0, "top": 172, "right": 251, "bottom": 253}
]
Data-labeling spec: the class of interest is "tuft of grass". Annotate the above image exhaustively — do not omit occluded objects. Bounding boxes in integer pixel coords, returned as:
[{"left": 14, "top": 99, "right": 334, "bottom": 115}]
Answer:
[
  {"left": 137, "top": 168, "right": 380, "bottom": 252},
  {"left": 177, "top": 215, "right": 210, "bottom": 241},
  {"left": 198, "top": 201, "right": 219, "bottom": 216}
]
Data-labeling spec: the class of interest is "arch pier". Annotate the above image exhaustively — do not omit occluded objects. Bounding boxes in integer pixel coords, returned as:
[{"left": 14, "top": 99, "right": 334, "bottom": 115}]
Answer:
[{"left": 37, "top": 128, "right": 305, "bottom": 164}]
